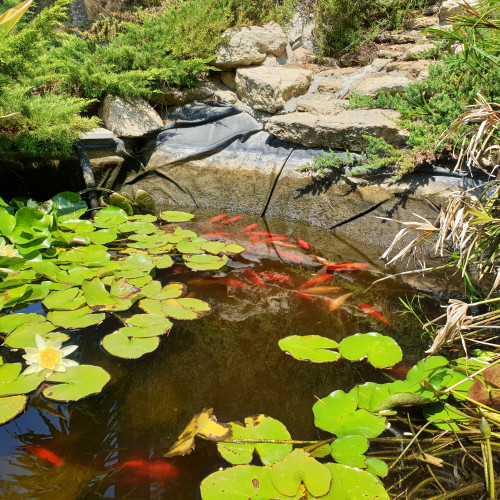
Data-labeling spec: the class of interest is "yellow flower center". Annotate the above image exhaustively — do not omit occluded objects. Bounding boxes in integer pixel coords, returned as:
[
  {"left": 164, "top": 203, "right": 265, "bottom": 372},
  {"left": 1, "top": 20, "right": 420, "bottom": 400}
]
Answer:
[{"left": 39, "top": 347, "right": 60, "bottom": 369}]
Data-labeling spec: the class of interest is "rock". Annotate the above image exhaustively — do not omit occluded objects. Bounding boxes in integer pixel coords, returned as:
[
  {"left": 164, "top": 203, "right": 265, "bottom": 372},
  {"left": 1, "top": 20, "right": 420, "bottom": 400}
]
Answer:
[
  {"left": 293, "top": 46, "right": 315, "bottom": 63},
  {"left": 265, "top": 109, "right": 406, "bottom": 151},
  {"left": 339, "top": 42, "right": 378, "bottom": 67},
  {"left": 318, "top": 67, "right": 357, "bottom": 77},
  {"left": 450, "top": 43, "right": 464, "bottom": 55},
  {"left": 156, "top": 87, "right": 211, "bottom": 106},
  {"left": 285, "top": 12, "right": 316, "bottom": 52},
  {"left": 404, "top": 16, "right": 439, "bottom": 29},
  {"left": 318, "top": 78, "right": 344, "bottom": 93},
  {"left": 377, "top": 49, "right": 401, "bottom": 59},
  {"left": 375, "top": 31, "right": 421, "bottom": 44},
  {"left": 384, "top": 60, "right": 430, "bottom": 79},
  {"left": 348, "top": 75, "right": 410, "bottom": 97},
  {"left": 296, "top": 94, "right": 348, "bottom": 114},
  {"left": 424, "top": 4, "right": 440, "bottom": 15},
  {"left": 402, "top": 43, "right": 436, "bottom": 60},
  {"left": 100, "top": 95, "right": 163, "bottom": 138},
  {"left": 262, "top": 43, "right": 294, "bottom": 66},
  {"left": 80, "top": 127, "right": 115, "bottom": 143},
  {"left": 200, "top": 80, "right": 238, "bottom": 104},
  {"left": 440, "top": 0, "right": 478, "bottom": 20},
  {"left": 221, "top": 71, "right": 236, "bottom": 90},
  {"left": 214, "top": 22, "right": 288, "bottom": 69},
  {"left": 235, "top": 66, "right": 313, "bottom": 113}
]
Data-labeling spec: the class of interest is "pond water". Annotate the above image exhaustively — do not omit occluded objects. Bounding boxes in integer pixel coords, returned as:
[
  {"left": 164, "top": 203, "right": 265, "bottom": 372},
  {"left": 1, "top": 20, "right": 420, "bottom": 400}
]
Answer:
[{"left": 0, "top": 210, "right": 444, "bottom": 499}]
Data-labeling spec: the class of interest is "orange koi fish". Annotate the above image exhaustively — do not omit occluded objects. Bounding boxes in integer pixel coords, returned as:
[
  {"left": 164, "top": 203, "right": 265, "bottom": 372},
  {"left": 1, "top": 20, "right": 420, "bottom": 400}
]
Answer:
[
  {"left": 312, "top": 255, "right": 336, "bottom": 267},
  {"left": 239, "top": 223, "right": 259, "bottom": 233},
  {"left": 300, "top": 286, "right": 344, "bottom": 296},
  {"left": 297, "top": 237, "right": 310, "bottom": 250},
  {"left": 298, "top": 274, "right": 334, "bottom": 289},
  {"left": 246, "top": 268, "right": 266, "bottom": 288},
  {"left": 260, "top": 236, "right": 288, "bottom": 243},
  {"left": 208, "top": 213, "right": 227, "bottom": 224},
  {"left": 276, "top": 251, "right": 305, "bottom": 263},
  {"left": 246, "top": 231, "right": 281, "bottom": 237},
  {"left": 203, "top": 232, "right": 231, "bottom": 237},
  {"left": 323, "top": 293, "right": 353, "bottom": 311},
  {"left": 226, "top": 278, "right": 251, "bottom": 289},
  {"left": 26, "top": 445, "right": 64, "bottom": 467},
  {"left": 118, "top": 459, "right": 180, "bottom": 481},
  {"left": 327, "top": 262, "right": 369, "bottom": 272},
  {"left": 296, "top": 291, "right": 314, "bottom": 302},
  {"left": 220, "top": 216, "right": 243, "bottom": 226},
  {"left": 357, "top": 303, "right": 392, "bottom": 327},
  {"left": 274, "top": 242, "right": 298, "bottom": 248},
  {"left": 258, "top": 272, "right": 295, "bottom": 285}
]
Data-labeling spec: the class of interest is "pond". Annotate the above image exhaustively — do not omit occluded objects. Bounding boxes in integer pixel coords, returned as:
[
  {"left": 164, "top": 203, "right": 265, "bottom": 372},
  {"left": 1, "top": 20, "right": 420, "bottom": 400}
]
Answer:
[{"left": 0, "top": 207, "right": 444, "bottom": 499}]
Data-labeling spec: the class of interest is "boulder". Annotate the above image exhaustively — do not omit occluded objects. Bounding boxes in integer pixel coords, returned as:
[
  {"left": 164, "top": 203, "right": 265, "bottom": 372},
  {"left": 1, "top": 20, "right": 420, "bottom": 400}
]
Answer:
[
  {"left": 214, "top": 22, "right": 288, "bottom": 69},
  {"left": 348, "top": 75, "right": 411, "bottom": 97},
  {"left": 100, "top": 95, "right": 163, "bottom": 138},
  {"left": 384, "top": 60, "right": 430, "bottom": 79},
  {"left": 318, "top": 78, "right": 344, "bottom": 93},
  {"left": 296, "top": 94, "right": 348, "bottom": 114},
  {"left": 265, "top": 109, "right": 406, "bottom": 151},
  {"left": 220, "top": 71, "right": 236, "bottom": 90},
  {"left": 402, "top": 43, "right": 436, "bottom": 60},
  {"left": 235, "top": 66, "right": 313, "bottom": 113},
  {"left": 375, "top": 31, "right": 421, "bottom": 44},
  {"left": 285, "top": 12, "right": 316, "bottom": 52},
  {"left": 156, "top": 87, "right": 212, "bottom": 106},
  {"left": 318, "top": 67, "right": 358, "bottom": 78},
  {"left": 440, "top": 0, "right": 478, "bottom": 20},
  {"left": 404, "top": 16, "right": 439, "bottom": 29}
]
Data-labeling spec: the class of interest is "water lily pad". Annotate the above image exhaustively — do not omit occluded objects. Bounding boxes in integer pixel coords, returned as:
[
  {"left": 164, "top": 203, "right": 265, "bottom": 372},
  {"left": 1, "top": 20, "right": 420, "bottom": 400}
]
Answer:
[
  {"left": 141, "top": 281, "right": 185, "bottom": 300},
  {"left": 339, "top": 332, "right": 402, "bottom": 368},
  {"left": 177, "top": 237, "right": 207, "bottom": 254},
  {"left": 59, "top": 245, "right": 110, "bottom": 267},
  {"left": 0, "top": 207, "right": 15, "bottom": 236},
  {"left": 406, "top": 356, "right": 449, "bottom": 384},
  {"left": 94, "top": 206, "right": 129, "bottom": 228},
  {"left": 115, "top": 254, "right": 154, "bottom": 278},
  {"left": 82, "top": 278, "right": 133, "bottom": 312},
  {"left": 118, "top": 221, "right": 157, "bottom": 234},
  {"left": 366, "top": 458, "right": 388, "bottom": 478},
  {"left": 58, "top": 219, "right": 94, "bottom": 233},
  {"left": 423, "top": 403, "right": 470, "bottom": 431},
  {"left": 121, "top": 314, "right": 173, "bottom": 337},
  {"left": 43, "top": 365, "right": 110, "bottom": 401},
  {"left": 0, "top": 362, "right": 44, "bottom": 397},
  {"left": 52, "top": 192, "right": 87, "bottom": 222},
  {"left": 313, "top": 390, "right": 387, "bottom": 438},
  {"left": 102, "top": 331, "right": 160, "bottom": 359},
  {"left": 322, "top": 463, "right": 389, "bottom": 499},
  {"left": 160, "top": 211, "right": 195, "bottom": 222},
  {"left": 201, "top": 241, "right": 226, "bottom": 254},
  {"left": 89, "top": 229, "right": 118, "bottom": 245},
  {"left": 0, "top": 313, "right": 46, "bottom": 333},
  {"left": 278, "top": 335, "right": 340, "bottom": 363},
  {"left": 160, "top": 298, "right": 211, "bottom": 320},
  {"left": 43, "top": 287, "right": 86, "bottom": 311},
  {"left": 0, "top": 395, "right": 28, "bottom": 425},
  {"left": 4, "top": 321, "right": 58, "bottom": 349},
  {"left": 153, "top": 254, "right": 174, "bottom": 269},
  {"left": 331, "top": 435, "right": 369, "bottom": 468},
  {"left": 109, "top": 193, "right": 133, "bottom": 216},
  {"left": 218, "top": 415, "right": 292, "bottom": 466},
  {"left": 184, "top": 254, "right": 228, "bottom": 270},
  {"left": 271, "top": 449, "right": 331, "bottom": 498},
  {"left": 47, "top": 306, "right": 105, "bottom": 329},
  {"left": 173, "top": 227, "right": 197, "bottom": 239},
  {"left": 221, "top": 243, "right": 246, "bottom": 254}
]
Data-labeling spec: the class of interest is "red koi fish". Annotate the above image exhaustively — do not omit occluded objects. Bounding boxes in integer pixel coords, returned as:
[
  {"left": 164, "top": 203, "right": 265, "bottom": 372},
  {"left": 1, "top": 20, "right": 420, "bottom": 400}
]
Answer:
[
  {"left": 260, "top": 236, "right": 288, "bottom": 243},
  {"left": 239, "top": 223, "right": 259, "bottom": 233},
  {"left": 297, "top": 237, "right": 310, "bottom": 250},
  {"left": 313, "top": 255, "right": 336, "bottom": 267},
  {"left": 296, "top": 291, "right": 314, "bottom": 302},
  {"left": 188, "top": 279, "right": 226, "bottom": 288},
  {"left": 258, "top": 272, "right": 295, "bottom": 285},
  {"left": 357, "top": 303, "right": 392, "bottom": 328},
  {"left": 276, "top": 251, "right": 305, "bottom": 263},
  {"left": 246, "top": 268, "right": 266, "bottom": 288},
  {"left": 203, "top": 232, "right": 231, "bottom": 237},
  {"left": 246, "top": 231, "right": 281, "bottom": 237},
  {"left": 118, "top": 459, "right": 180, "bottom": 480},
  {"left": 249, "top": 235, "right": 263, "bottom": 244},
  {"left": 25, "top": 445, "right": 64, "bottom": 467},
  {"left": 208, "top": 213, "right": 227, "bottom": 224},
  {"left": 226, "top": 278, "right": 251, "bottom": 289},
  {"left": 298, "top": 274, "right": 334, "bottom": 289},
  {"left": 219, "top": 216, "right": 243, "bottom": 226},
  {"left": 327, "top": 262, "right": 369, "bottom": 272},
  {"left": 274, "top": 242, "right": 298, "bottom": 248},
  {"left": 171, "top": 266, "right": 183, "bottom": 275}
]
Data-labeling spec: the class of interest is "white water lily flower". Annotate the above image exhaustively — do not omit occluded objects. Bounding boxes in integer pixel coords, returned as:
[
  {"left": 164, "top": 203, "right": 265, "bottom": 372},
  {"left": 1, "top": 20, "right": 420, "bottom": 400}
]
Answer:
[
  {"left": 23, "top": 335, "right": 79, "bottom": 378},
  {"left": 0, "top": 239, "right": 21, "bottom": 258}
]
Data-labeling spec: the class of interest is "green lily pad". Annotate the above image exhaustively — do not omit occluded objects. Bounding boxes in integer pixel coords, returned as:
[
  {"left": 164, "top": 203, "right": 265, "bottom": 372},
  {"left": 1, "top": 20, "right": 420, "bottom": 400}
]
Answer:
[
  {"left": 313, "top": 390, "right": 387, "bottom": 438},
  {"left": 118, "top": 221, "right": 158, "bottom": 234},
  {"left": 177, "top": 237, "right": 207, "bottom": 254},
  {"left": 322, "top": 463, "right": 389, "bottom": 499},
  {"left": 59, "top": 245, "right": 110, "bottom": 267},
  {"left": 47, "top": 306, "right": 105, "bottom": 329},
  {"left": 184, "top": 254, "right": 228, "bottom": 270},
  {"left": 94, "top": 206, "right": 129, "bottom": 228},
  {"left": 366, "top": 458, "right": 388, "bottom": 478},
  {"left": 160, "top": 211, "right": 195, "bottom": 222},
  {"left": 43, "top": 287, "right": 86, "bottom": 311},
  {"left": 331, "top": 435, "right": 369, "bottom": 468},
  {"left": 58, "top": 219, "right": 94, "bottom": 233},
  {"left": 109, "top": 193, "right": 133, "bottom": 216},
  {"left": 406, "top": 356, "right": 449, "bottom": 384},
  {"left": 141, "top": 281, "right": 185, "bottom": 300},
  {"left": 201, "top": 241, "right": 226, "bottom": 254},
  {"left": 43, "top": 365, "right": 110, "bottom": 401},
  {"left": 51, "top": 192, "right": 87, "bottom": 222},
  {"left": 115, "top": 254, "right": 154, "bottom": 278},
  {"left": 153, "top": 254, "right": 174, "bottom": 269},
  {"left": 221, "top": 243, "right": 246, "bottom": 254},
  {"left": 0, "top": 207, "right": 15, "bottom": 236},
  {"left": 102, "top": 331, "right": 160, "bottom": 359},
  {"left": 89, "top": 229, "right": 118, "bottom": 245},
  {"left": 0, "top": 362, "right": 44, "bottom": 397},
  {"left": 278, "top": 335, "right": 340, "bottom": 363},
  {"left": 423, "top": 403, "right": 470, "bottom": 431},
  {"left": 339, "top": 332, "right": 402, "bottom": 368},
  {"left": 160, "top": 298, "right": 211, "bottom": 320},
  {"left": 271, "top": 449, "right": 332, "bottom": 498},
  {"left": 0, "top": 395, "right": 28, "bottom": 425},
  {"left": 82, "top": 278, "right": 133, "bottom": 312},
  {"left": 0, "top": 269, "right": 36, "bottom": 290},
  {"left": 125, "top": 314, "right": 173, "bottom": 335},
  {"left": 0, "top": 313, "right": 46, "bottom": 333},
  {"left": 218, "top": 415, "right": 292, "bottom": 466},
  {"left": 4, "top": 322, "right": 58, "bottom": 349}
]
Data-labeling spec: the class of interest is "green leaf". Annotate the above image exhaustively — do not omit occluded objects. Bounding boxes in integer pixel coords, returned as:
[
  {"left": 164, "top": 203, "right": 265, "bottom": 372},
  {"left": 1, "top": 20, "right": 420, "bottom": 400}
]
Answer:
[
  {"left": 102, "top": 331, "right": 160, "bottom": 359},
  {"left": 271, "top": 449, "right": 332, "bottom": 498},
  {"left": 134, "top": 190, "right": 156, "bottom": 214},
  {"left": 118, "top": 221, "right": 158, "bottom": 234},
  {"left": 201, "top": 241, "right": 226, "bottom": 254},
  {"left": 173, "top": 227, "right": 197, "bottom": 239},
  {"left": 141, "top": 281, "right": 185, "bottom": 299},
  {"left": 221, "top": 243, "right": 246, "bottom": 254},
  {"left": 339, "top": 332, "right": 402, "bottom": 368},
  {"left": 331, "top": 435, "right": 369, "bottom": 468},
  {"left": 109, "top": 193, "right": 133, "bottom": 216},
  {"left": 406, "top": 356, "right": 449, "bottom": 384},
  {"left": 177, "top": 237, "right": 207, "bottom": 254},
  {"left": 51, "top": 192, "right": 87, "bottom": 222},
  {"left": 159, "top": 298, "right": 211, "bottom": 320},
  {"left": 0, "top": 363, "right": 44, "bottom": 397},
  {"left": 184, "top": 253, "right": 228, "bottom": 270},
  {"left": 160, "top": 211, "right": 195, "bottom": 222},
  {"left": 5, "top": 322, "right": 59, "bottom": 349},
  {"left": 43, "top": 287, "right": 86, "bottom": 311},
  {"left": 59, "top": 245, "right": 110, "bottom": 267},
  {"left": 423, "top": 403, "right": 469, "bottom": 431},
  {"left": 218, "top": 415, "right": 292, "bottom": 466},
  {"left": 43, "top": 365, "right": 110, "bottom": 401},
  {"left": 0, "top": 313, "right": 46, "bottom": 333},
  {"left": 82, "top": 278, "right": 134, "bottom": 312},
  {"left": 89, "top": 229, "right": 118, "bottom": 245},
  {"left": 94, "top": 206, "right": 128, "bottom": 228},
  {"left": 153, "top": 254, "right": 174, "bottom": 269},
  {"left": 0, "top": 395, "right": 28, "bottom": 425},
  {"left": 115, "top": 254, "right": 154, "bottom": 278},
  {"left": 47, "top": 306, "right": 105, "bottom": 329},
  {"left": 124, "top": 314, "right": 173, "bottom": 337},
  {"left": 0, "top": 207, "right": 15, "bottom": 236},
  {"left": 58, "top": 219, "right": 94, "bottom": 233},
  {"left": 366, "top": 458, "right": 388, "bottom": 478},
  {"left": 278, "top": 335, "right": 340, "bottom": 363}
]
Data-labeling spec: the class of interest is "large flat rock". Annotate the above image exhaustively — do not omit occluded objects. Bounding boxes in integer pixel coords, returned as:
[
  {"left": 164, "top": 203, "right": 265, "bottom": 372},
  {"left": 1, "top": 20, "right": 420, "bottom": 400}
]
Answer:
[
  {"left": 348, "top": 75, "right": 411, "bottom": 97},
  {"left": 265, "top": 109, "right": 407, "bottom": 151}
]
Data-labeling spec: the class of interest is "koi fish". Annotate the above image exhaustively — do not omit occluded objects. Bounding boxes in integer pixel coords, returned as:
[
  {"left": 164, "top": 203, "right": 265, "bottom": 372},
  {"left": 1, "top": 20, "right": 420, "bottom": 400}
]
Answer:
[
  {"left": 208, "top": 213, "right": 227, "bottom": 224},
  {"left": 246, "top": 231, "right": 281, "bottom": 237},
  {"left": 226, "top": 278, "right": 251, "bottom": 289},
  {"left": 274, "top": 242, "right": 298, "bottom": 248},
  {"left": 260, "top": 236, "right": 288, "bottom": 243},
  {"left": 219, "top": 216, "right": 243, "bottom": 226},
  {"left": 327, "top": 263, "right": 369, "bottom": 272},
  {"left": 249, "top": 235, "right": 263, "bottom": 244},
  {"left": 25, "top": 445, "right": 64, "bottom": 467},
  {"left": 323, "top": 293, "right": 353, "bottom": 311},
  {"left": 203, "top": 232, "right": 231, "bottom": 237},
  {"left": 246, "top": 268, "right": 266, "bottom": 288},
  {"left": 298, "top": 274, "right": 335, "bottom": 289},
  {"left": 276, "top": 251, "right": 305, "bottom": 263},
  {"left": 297, "top": 237, "right": 310, "bottom": 250},
  {"left": 300, "top": 286, "right": 344, "bottom": 296},
  {"left": 239, "top": 223, "right": 259, "bottom": 233},
  {"left": 258, "top": 273, "right": 295, "bottom": 285},
  {"left": 171, "top": 266, "right": 183, "bottom": 275},
  {"left": 313, "top": 255, "right": 337, "bottom": 267},
  {"left": 188, "top": 279, "right": 226, "bottom": 288},
  {"left": 118, "top": 459, "right": 180, "bottom": 480},
  {"left": 296, "top": 291, "right": 314, "bottom": 302},
  {"left": 357, "top": 303, "right": 392, "bottom": 328}
]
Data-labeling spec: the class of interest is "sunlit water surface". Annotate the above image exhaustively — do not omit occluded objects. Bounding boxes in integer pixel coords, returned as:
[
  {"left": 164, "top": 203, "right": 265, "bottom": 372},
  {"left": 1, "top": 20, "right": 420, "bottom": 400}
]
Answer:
[{"left": 0, "top": 210, "right": 446, "bottom": 499}]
